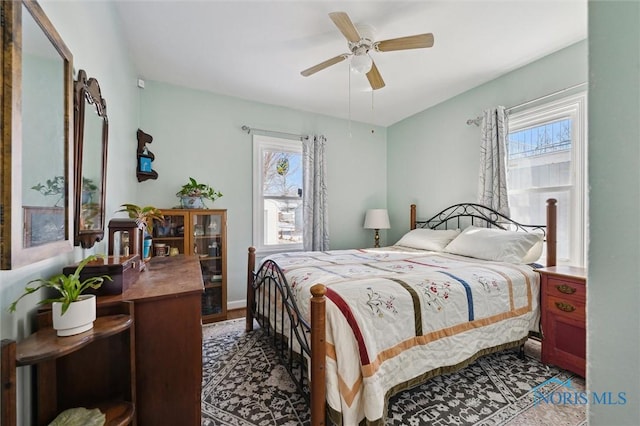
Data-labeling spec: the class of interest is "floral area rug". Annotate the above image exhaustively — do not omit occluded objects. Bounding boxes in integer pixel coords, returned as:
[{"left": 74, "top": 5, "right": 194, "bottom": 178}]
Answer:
[{"left": 201, "top": 319, "right": 586, "bottom": 426}]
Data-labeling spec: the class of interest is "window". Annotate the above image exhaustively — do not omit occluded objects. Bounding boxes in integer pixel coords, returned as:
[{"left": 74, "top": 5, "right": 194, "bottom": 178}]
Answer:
[
  {"left": 253, "top": 135, "right": 303, "bottom": 253},
  {"left": 507, "top": 92, "right": 587, "bottom": 266}
]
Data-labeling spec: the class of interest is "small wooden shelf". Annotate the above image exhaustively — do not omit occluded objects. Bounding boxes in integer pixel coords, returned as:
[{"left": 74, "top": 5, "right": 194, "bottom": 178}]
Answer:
[
  {"left": 1, "top": 303, "right": 136, "bottom": 426},
  {"left": 194, "top": 234, "right": 221, "bottom": 240},
  {"left": 153, "top": 236, "right": 184, "bottom": 242},
  {"left": 92, "top": 400, "right": 135, "bottom": 426},
  {"left": 197, "top": 255, "right": 221, "bottom": 261},
  {"left": 136, "top": 129, "right": 158, "bottom": 182},
  {"left": 136, "top": 168, "right": 158, "bottom": 182},
  {"left": 15, "top": 315, "right": 132, "bottom": 366}
]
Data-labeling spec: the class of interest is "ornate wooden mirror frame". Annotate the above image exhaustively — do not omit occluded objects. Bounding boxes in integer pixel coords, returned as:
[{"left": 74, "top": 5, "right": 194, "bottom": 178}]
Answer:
[
  {"left": 73, "top": 70, "right": 108, "bottom": 248},
  {"left": 0, "top": 0, "right": 74, "bottom": 269}
]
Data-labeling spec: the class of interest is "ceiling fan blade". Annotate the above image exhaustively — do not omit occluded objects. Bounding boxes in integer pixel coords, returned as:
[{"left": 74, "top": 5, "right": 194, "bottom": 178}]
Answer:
[
  {"left": 375, "top": 33, "right": 434, "bottom": 52},
  {"left": 300, "top": 54, "right": 348, "bottom": 77},
  {"left": 329, "top": 11, "right": 361, "bottom": 43},
  {"left": 366, "top": 61, "right": 385, "bottom": 90}
]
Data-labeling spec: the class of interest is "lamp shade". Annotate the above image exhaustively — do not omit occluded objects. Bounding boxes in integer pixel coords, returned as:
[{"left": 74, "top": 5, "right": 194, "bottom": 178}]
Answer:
[
  {"left": 350, "top": 53, "right": 373, "bottom": 74},
  {"left": 364, "top": 209, "right": 390, "bottom": 229}
]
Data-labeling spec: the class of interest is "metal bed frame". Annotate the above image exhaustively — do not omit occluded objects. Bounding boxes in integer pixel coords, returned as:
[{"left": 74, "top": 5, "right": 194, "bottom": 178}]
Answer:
[{"left": 246, "top": 199, "right": 557, "bottom": 425}]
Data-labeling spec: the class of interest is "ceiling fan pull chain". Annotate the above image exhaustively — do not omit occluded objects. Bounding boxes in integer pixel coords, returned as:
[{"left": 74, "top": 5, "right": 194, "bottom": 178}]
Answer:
[
  {"left": 348, "top": 65, "right": 352, "bottom": 138},
  {"left": 371, "top": 90, "right": 376, "bottom": 133}
]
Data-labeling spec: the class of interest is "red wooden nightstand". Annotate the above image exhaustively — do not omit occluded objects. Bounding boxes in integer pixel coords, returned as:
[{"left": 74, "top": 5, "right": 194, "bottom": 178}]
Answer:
[{"left": 537, "top": 265, "right": 587, "bottom": 377}]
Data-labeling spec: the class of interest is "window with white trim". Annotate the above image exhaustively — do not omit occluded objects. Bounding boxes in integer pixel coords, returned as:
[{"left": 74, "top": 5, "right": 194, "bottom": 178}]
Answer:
[
  {"left": 253, "top": 135, "right": 303, "bottom": 253},
  {"left": 507, "top": 92, "right": 587, "bottom": 266}
]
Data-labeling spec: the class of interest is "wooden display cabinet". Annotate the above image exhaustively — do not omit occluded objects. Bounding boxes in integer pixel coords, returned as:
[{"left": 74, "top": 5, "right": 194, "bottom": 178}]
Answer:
[
  {"left": 153, "top": 209, "right": 227, "bottom": 323},
  {"left": 538, "top": 265, "right": 587, "bottom": 377}
]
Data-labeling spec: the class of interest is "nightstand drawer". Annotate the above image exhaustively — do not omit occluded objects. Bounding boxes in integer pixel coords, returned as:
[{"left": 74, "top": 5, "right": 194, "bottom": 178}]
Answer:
[
  {"left": 545, "top": 277, "right": 585, "bottom": 301},
  {"left": 546, "top": 295, "right": 585, "bottom": 321}
]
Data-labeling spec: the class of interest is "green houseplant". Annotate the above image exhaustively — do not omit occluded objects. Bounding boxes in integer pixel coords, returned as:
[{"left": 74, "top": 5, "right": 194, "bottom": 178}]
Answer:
[
  {"left": 8, "top": 254, "right": 112, "bottom": 336},
  {"left": 81, "top": 177, "right": 98, "bottom": 204},
  {"left": 176, "top": 177, "right": 223, "bottom": 208},
  {"left": 31, "top": 175, "right": 65, "bottom": 207},
  {"left": 116, "top": 203, "right": 164, "bottom": 235},
  {"left": 117, "top": 203, "right": 164, "bottom": 260}
]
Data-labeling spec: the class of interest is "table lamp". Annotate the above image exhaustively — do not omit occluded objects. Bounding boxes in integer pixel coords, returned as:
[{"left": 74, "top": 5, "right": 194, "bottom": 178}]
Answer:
[{"left": 364, "top": 209, "right": 390, "bottom": 248}]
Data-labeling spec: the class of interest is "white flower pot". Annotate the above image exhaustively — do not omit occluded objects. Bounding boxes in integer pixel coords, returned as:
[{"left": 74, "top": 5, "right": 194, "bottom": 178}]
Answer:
[
  {"left": 52, "top": 294, "right": 97, "bottom": 337},
  {"left": 180, "top": 196, "right": 205, "bottom": 209}
]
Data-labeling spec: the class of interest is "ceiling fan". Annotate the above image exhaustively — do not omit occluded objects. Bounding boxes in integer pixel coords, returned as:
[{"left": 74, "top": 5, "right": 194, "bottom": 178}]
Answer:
[{"left": 301, "top": 11, "right": 435, "bottom": 90}]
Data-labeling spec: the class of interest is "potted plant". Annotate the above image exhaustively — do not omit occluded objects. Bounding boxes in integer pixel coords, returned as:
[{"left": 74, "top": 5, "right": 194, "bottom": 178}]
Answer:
[
  {"left": 31, "top": 175, "right": 65, "bottom": 207},
  {"left": 116, "top": 203, "right": 164, "bottom": 260},
  {"left": 82, "top": 177, "right": 98, "bottom": 204},
  {"left": 176, "top": 177, "right": 223, "bottom": 208},
  {"left": 117, "top": 203, "right": 164, "bottom": 234},
  {"left": 8, "top": 254, "right": 112, "bottom": 336}
]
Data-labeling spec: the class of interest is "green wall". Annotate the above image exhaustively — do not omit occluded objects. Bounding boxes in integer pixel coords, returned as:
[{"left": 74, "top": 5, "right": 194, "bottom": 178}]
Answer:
[
  {"left": 137, "top": 81, "right": 387, "bottom": 307},
  {"left": 386, "top": 40, "right": 587, "bottom": 244},
  {"left": 588, "top": 1, "right": 640, "bottom": 424}
]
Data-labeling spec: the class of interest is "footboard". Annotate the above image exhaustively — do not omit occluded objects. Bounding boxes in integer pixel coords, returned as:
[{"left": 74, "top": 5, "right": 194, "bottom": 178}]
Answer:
[{"left": 246, "top": 247, "right": 327, "bottom": 425}]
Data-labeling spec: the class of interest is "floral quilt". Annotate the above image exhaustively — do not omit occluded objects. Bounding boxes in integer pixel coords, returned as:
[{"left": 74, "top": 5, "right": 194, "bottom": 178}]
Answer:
[{"left": 262, "top": 247, "right": 540, "bottom": 425}]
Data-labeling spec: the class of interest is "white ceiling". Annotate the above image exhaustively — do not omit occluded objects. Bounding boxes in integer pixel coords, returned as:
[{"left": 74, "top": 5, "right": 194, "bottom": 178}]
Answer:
[{"left": 113, "top": 0, "right": 587, "bottom": 127}]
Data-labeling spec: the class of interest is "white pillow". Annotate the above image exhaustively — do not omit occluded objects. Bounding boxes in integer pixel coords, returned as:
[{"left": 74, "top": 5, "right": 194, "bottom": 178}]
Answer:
[
  {"left": 395, "top": 228, "right": 461, "bottom": 252},
  {"left": 522, "top": 238, "right": 544, "bottom": 264},
  {"left": 443, "top": 226, "right": 543, "bottom": 264}
]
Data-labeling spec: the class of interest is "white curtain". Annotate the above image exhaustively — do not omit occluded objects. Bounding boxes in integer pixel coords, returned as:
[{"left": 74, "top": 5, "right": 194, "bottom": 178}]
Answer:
[
  {"left": 478, "top": 106, "right": 510, "bottom": 216},
  {"left": 302, "top": 135, "right": 329, "bottom": 251}
]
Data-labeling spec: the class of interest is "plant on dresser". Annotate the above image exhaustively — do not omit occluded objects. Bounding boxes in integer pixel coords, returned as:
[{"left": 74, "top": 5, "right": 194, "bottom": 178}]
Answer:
[
  {"left": 8, "top": 254, "right": 112, "bottom": 336},
  {"left": 152, "top": 208, "right": 228, "bottom": 322},
  {"left": 117, "top": 203, "right": 164, "bottom": 260},
  {"left": 116, "top": 203, "right": 164, "bottom": 235},
  {"left": 176, "top": 177, "right": 223, "bottom": 209}
]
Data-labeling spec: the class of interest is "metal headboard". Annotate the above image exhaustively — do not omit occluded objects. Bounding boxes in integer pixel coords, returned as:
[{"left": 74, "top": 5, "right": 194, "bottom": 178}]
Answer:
[{"left": 413, "top": 202, "right": 546, "bottom": 236}]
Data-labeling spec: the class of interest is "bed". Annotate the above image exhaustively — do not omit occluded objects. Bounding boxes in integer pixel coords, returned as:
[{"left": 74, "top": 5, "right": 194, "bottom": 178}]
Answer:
[{"left": 246, "top": 199, "right": 557, "bottom": 425}]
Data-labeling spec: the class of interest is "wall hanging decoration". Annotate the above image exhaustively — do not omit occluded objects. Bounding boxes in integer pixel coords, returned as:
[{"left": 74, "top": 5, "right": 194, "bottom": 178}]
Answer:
[
  {"left": 73, "top": 69, "right": 109, "bottom": 249},
  {"left": 136, "top": 128, "right": 158, "bottom": 182}
]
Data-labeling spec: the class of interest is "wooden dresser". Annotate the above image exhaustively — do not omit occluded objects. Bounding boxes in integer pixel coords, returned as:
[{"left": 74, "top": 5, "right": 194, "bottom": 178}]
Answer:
[
  {"left": 101, "top": 254, "right": 204, "bottom": 425},
  {"left": 1, "top": 255, "right": 203, "bottom": 426},
  {"left": 538, "top": 265, "right": 587, "bottom": 377}
]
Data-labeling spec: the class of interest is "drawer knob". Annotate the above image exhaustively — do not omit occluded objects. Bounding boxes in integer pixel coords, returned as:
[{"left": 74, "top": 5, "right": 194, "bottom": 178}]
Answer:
[
  {"left": 556, "top": 284, "right": 576, "bottom": 294},
  {"left": 555, "top": 301, "right": 576, "bottom": 312}
]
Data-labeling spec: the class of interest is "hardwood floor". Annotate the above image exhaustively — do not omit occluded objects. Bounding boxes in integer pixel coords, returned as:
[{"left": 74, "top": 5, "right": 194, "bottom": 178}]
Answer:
[{"left": 226, "top": 308, "right": 246, "bottom": 320}]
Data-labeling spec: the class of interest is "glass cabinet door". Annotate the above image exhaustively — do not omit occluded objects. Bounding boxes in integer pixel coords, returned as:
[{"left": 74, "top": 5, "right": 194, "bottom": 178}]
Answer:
[
  {"left": 153, "top": 213, "right": 186, "bottom": 255},
  {"left": 192, "top": 211, "right": 226, "bottom": 320},
  {"left": 152, "top": 209, "right": 227, "bottom": 322}
]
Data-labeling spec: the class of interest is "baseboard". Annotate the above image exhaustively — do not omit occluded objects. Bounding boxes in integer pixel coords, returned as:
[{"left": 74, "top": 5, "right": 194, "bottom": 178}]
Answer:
[{"left": 227, "top": 299, "right": 246, "bottom": 311}]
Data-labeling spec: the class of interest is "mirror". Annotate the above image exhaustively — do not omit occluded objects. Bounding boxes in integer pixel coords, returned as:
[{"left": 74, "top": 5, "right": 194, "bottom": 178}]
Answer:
[
  {"left": 73, "top": 70, "right": 108, "bottom": 248},
  {"left": 0, "top": 1, "right": 74, "bottom": 269}
]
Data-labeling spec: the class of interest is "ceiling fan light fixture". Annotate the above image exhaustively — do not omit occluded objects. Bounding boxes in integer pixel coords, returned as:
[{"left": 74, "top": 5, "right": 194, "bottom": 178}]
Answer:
[
  {"left": 350, "top": 53, "right": 372, "bottom": 74},
  {"left": 301, "top": 11, "right": 431, "bottom": 90}
]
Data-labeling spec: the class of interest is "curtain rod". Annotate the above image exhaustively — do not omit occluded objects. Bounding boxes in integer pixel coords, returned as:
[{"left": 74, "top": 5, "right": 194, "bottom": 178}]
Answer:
[
  {"left": 466, "top": 116, "right": 482, "bottom": 127},
  {"left": 241, "top": 125, "right": 308, "bottom": 140},
  {"left": 506, "top": 82, "right": 587, "bottom": 113},
  {"left": 465, "top": 82, "right": 588, "bottom": 126}
]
